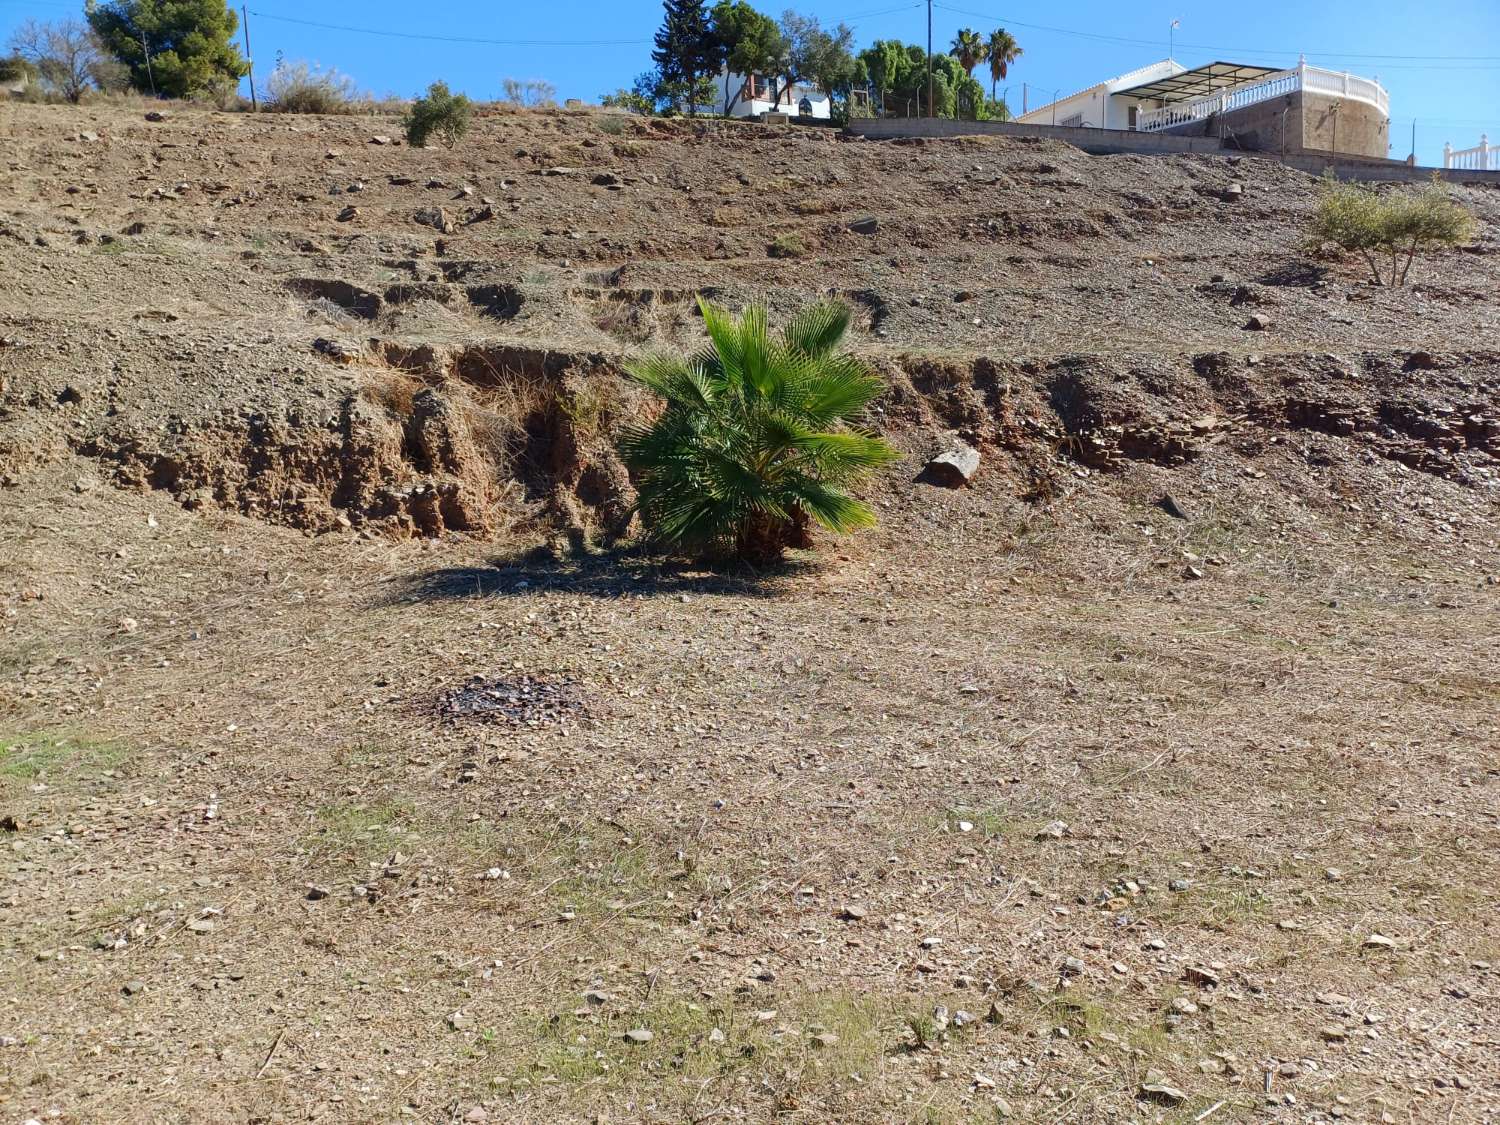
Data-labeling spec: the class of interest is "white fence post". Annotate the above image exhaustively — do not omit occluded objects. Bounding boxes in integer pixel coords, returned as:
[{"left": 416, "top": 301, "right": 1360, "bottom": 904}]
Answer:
[
  {"left": 1443, "top": 142, "right": 1453, "bottom": 169},
  {"left": 1482, "top": 135, "right": 1491, "bottom": 171}
]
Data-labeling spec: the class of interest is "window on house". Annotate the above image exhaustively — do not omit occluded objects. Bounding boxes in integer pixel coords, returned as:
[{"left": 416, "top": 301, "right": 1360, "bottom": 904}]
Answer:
[{"left": 1061, "top": 113, "right": 1084, "bottom": 128}]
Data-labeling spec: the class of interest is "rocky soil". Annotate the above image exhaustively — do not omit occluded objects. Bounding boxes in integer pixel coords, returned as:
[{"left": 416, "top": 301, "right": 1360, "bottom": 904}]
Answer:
[{"left": 1, "top": 100, "right": 1498, "bottom": 1124}]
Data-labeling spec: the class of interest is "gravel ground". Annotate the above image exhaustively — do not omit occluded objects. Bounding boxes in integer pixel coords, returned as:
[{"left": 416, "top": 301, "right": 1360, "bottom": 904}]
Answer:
[{"left": 1, "top": 100, "right": 1498, "bottom": 1124}]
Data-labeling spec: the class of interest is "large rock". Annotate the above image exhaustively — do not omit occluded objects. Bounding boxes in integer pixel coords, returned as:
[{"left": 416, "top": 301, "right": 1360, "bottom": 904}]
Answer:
[{"left": 920, "top": 442, "right": 981, "bottom": 488}]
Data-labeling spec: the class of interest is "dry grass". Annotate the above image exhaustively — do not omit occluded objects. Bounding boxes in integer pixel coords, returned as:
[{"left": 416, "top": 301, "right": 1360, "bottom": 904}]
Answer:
[{"left": 1, "top": 99, "right": 1497, "bottom": 1125}]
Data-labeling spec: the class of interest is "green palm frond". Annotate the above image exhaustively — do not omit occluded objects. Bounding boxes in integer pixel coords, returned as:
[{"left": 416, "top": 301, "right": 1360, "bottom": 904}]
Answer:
[
  {"left": 618, "top": 300, "right": 902, "bottom": 562},
  {"left": 782, "top": 301, "right": 852, "bottom": 359}
]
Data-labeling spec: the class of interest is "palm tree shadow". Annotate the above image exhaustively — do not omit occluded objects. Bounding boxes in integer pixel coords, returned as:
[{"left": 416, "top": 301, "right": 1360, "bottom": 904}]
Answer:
[{"left": 384, "top": 544, "right": 821, "bottom": 603}]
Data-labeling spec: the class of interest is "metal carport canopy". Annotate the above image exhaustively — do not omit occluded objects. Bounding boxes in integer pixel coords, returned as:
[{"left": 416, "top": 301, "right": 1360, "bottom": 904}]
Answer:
[{"left": 1116, "top": 61, "right": 1284, "bottom": 103}]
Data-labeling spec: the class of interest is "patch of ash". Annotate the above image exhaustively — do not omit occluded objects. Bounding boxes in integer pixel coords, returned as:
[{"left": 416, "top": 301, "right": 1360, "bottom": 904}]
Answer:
[{"left": 435, "top": 674, "right": 584, "bottom": 726}]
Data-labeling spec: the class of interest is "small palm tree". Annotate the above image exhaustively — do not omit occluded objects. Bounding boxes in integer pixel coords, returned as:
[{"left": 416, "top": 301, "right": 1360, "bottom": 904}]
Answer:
[
  {"left": 950, "top": 28, "right": 987, "bottom": 77},
  {"left": 987, "top": 28, "right": 1021, "bottom": 104},
  {"left": 618, "top": 299, "right": 900, "bottom": 563}
]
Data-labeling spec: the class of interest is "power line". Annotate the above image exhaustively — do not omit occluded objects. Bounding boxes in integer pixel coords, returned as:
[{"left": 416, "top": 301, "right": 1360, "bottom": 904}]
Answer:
[
  {"left": 931, "top": 2, "right": 1500, "bottom": 66},
  {"left": 243, "top": 3, "right": 922, "bottom": 50},
  {"left": 246, "top": 9, "right": 650, "bottom": 47}
]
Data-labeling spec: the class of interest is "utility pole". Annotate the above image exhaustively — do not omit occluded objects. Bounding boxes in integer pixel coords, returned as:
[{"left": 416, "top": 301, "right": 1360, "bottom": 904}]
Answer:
[
  {"left": 140, "top": 29, "right": 156, "bottom": 98},
  {"left": 242, "top": 5, "right": 257, "bottom": 111},
  {"left": 926, "top": 0, "right": 933, "bottom": 118}
]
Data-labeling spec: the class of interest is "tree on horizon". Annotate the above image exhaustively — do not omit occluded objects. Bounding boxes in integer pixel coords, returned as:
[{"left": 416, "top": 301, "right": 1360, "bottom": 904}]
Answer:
[{"left": 651, "top": 0, "right": 719, "bottom": 115}]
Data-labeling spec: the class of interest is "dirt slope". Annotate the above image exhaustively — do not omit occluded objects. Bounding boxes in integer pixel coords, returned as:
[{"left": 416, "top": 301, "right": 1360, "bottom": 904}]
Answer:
[{"left": 1, "top": 101, "right": 1498, "bottom": 1125}]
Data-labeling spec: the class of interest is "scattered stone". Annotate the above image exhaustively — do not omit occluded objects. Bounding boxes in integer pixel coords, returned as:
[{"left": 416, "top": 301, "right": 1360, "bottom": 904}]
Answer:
[
  {"left": 1244, "top": 314, "right": 1272, "bottom": 332},
  {"left": 1320, "top": 1025, "right": 1348, "bottom": 1042},
  {"left": 312, "top": 337, "right": 359, "bottom": 365},
  {"left": 305, "top": 884, "right": 331, "bottom": 900},
  {"left": 186, "top": 919, "right": 215, "bottom": 934},
  {"left": 1159, "top": 493, "right": 1190, "bottom": 520},
  {"left": 1169, "top": 878, "right": 1193, "bottom": 892},
  {"left": 1184, "top": 965, "right": 1220, "bottom": 987},
  {"left": 336, "top": 205, "right": 359, "bottom": 222},
  {"left": 1222, "top": 181, "right": 1244, "bottom": 201},
  {"left": 448, "top": 1011, "right": 473, "bottom": 1030},
  {"left": 0, "top": 815, "right": 19, "bottom": 833},
  {"left": 1170, "top": 997, "right": 1198, "bottom": 1015},
  {"left": 839, "top": 904, "right": 867, "bottom": 921},
  {"left": 1140, "top": 1077, "right": 1188, "bottom": 1105},
  {"left": 1061, "top": 957, "right": 1087, "bottom": 977},
  {"left": 543, "top": 167, "right": 580, "bottom": 176},
  {"left": 921, "top": 442, "right": 981, "bottom": 488},
  {"left": 1363, "top": 933, "right": 1397, "bottom": 951},
  {"left": 809, "top": 1030, "right": 839, "bottom": 1048},
  {"left": 370, "top": 134, "right": 393, "bottom": 145},
  {"left": 1035, "top": 820, "right": 1068, "bottom": 840},
  {"left": 144, "top": 110, "right": 170, "bottom": 122},
  {"left": 623, "top": 1028, "right": 653, "bottom": 1044},
  {"left": 414, "top": 206, "right": 455, "bottom": 233},
  {"left": 848, "top": 216, "right": 878, "bottom": 234}
]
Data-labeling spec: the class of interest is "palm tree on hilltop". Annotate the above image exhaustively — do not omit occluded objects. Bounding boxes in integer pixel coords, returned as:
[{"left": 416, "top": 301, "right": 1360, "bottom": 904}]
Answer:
[
  {"left": 987, "top": 28, "right": 1022, "bottom": 105},
  {"left": 950, "top": 28, "right": 986, "bottom": 76}
]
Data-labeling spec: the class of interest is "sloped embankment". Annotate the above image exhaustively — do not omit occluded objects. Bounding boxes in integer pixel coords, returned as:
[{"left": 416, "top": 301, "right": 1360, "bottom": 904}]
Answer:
[{"left": 16, "top": 340, "right": 1494, "bottom": 542}]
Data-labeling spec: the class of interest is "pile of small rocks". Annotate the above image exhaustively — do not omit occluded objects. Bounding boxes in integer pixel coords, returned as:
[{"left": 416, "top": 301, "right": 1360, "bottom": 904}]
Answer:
[{"left": 434, "top": 674, "right": 583, "bottom": 726}]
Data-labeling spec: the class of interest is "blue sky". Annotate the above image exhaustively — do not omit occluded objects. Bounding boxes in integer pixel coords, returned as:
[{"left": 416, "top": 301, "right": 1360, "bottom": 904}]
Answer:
[{"left": 4, "top": 0, "right": 1498, "bottom": 165}]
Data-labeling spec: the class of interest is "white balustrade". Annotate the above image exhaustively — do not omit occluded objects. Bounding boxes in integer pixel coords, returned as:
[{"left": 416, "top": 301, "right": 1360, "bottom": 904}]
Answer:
[
  {"left": 1137, "top": 63, "right": 1388, "bottom": 134},
  {"left": 1444, "top": 136, "right": 1495, "bottom": 170}
]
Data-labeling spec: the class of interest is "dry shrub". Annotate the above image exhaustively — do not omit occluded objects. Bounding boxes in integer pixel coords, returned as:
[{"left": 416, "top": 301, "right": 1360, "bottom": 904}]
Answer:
[
  {"left": 1307, "top": 174, "right": 1477, "bottom": 286},
  {"left": 364, "top": 369, "right": 422, "bottom": 418},
  {"left": 265, "top": 60, "right": 360, "bottom": 115}
]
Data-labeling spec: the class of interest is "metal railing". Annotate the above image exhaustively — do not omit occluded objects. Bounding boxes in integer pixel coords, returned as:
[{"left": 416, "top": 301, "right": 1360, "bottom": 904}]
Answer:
[
  {"left": 1444, "top": 136, "right": 1496, "bottom": 170},
  {"left": 1137, "top": 63, "right": 1388, "bottom": 133}
]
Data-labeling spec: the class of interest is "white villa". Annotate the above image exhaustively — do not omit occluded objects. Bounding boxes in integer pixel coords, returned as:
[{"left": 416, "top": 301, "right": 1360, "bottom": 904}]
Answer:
[
  {"left": 710, "top": 70, "right": 831, "bottom": 120},
  {"left": 1016, "top": 58, "right": 1391, "bottom": 159}
]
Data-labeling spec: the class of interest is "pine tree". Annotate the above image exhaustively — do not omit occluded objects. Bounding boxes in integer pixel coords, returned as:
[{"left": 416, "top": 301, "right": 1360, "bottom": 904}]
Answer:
[
  {"left": 651, "top": 0, "right": 717, "bottom": 115},
  {"left": 87, "top": 0, "right": 246, "bottom": 99}
]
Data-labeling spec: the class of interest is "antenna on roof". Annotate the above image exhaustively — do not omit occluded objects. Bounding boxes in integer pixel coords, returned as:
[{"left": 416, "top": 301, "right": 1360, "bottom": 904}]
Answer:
[{"left": 1169, "top": 19, "right": 1181, "bottom": 61}]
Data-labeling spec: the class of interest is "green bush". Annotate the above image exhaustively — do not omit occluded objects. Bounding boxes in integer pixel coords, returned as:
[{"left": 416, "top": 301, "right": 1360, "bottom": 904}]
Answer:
[
  {"left": 265, "top": 60, "right": 358, "bottom": 114},
  {"left": 0, "top": 52, "right": 36, "bottom": 84},
  {"left": 404, "top": 81, "right": 473, "bottom": 148},
  {"left": 617, "top": 299, "right": 900, "bottom": 563},
  {"left": 768, "top": 232, "right": 806, "bottom": 258},
  {"left": 1307, "top": 174, "right": 1476, "bottom": 287}
]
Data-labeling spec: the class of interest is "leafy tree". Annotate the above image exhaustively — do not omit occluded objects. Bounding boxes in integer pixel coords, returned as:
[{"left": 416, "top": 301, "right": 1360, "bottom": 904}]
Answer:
[
  {"left": 0, "top": 52, "right": 38, "bottom": 85},
  {"left": 618, "top": 299, "right": 899, "bottom": 563},
  {"left": 949, "top": 27, "right": 986, "bottom": 76},
  {"left": 859, "top": 39, "right": 917, "bottom": 114},
  {"left": 1306, "top": 174, "right": 1475, "bottom": 287},
  {"left": 6, "top": 18, "right": 108, "bottom": 102},
  {"left": 986, "top": 28, "right": 1021, "bottom": 104},
  {"left": 985, "top": 96, "right": 1011, "bottom": 121},
  {"left": 600, "top": 73, "right": 658, "bottom": 115},
  {"left": 857, "top": 40, "right": 979, "bottom": 117},
  {"left": 403, "top": 81, "right": 473, "bottom": 148},
  {"left": 709, "top": 0, "right": 784, "bottom": 114},
  {"left": 87, "top": 0, "right": 247, "bottom": 99},
  {"left": 774, "top": 12, "right": 859, "bottom": 108},
  {"left": 652, "top": 0, "right": 719, "bottom": 116}
]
